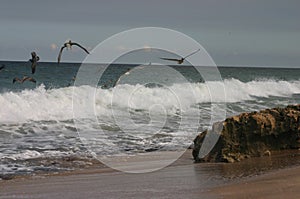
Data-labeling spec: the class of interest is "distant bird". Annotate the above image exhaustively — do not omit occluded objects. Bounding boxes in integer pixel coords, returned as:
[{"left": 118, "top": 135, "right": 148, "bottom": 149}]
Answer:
[
  {"left": 113, "top": 66, "right": 145, "bottom": 87},
  {"left": 13, "top": 76, "right": 36, "bottom": 84},
  {"left": 0, "top": 64, "right": 5, "bottom": 72},
  {"left": 29, "top": 52, "right": 40, "bottom": 74},
  {"left": 160, "top": 49, "right": 200, "bottom": 64},
  {"left": 57, "top": 40, "right": 90, "bottom": 64}
]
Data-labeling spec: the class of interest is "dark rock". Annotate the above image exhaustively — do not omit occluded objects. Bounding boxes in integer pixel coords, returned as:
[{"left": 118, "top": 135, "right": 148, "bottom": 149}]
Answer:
[{"left": 193, "top": 105, "right": 300, "bottom": 163}]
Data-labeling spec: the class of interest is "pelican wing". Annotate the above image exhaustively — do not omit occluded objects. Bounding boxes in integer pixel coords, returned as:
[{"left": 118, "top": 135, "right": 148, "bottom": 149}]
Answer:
[
  {"left": 22, "top": 76, "right": 36, "bottom": 83},
  {"left": 160, "top": 57, "right": 181, "bottom": 62},
  {"left": 29, "top": 78, "right": 37, "bottom": 83},
  {"left": 183, "top": 49, "right": 200, "bottom": 59},
  {"left": 71, "top": 42, "right": 90, "bottom": 54},
  {"left": 57, "top": 46, "right": 66, "bottom": 64},
  {"left": 22, "top": 76, "right": 30, "bottom": 83}
]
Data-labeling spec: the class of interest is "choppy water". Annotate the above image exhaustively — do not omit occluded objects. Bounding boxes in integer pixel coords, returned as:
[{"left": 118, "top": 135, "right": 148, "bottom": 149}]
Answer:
[{"left": 1, "top": 61, "right": 300, "bottom": 177}]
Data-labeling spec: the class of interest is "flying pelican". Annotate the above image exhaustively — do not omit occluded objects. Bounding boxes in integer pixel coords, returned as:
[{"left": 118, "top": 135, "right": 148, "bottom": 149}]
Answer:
[
  {"left": 29, "top": 52, "right": 40, "bottom": 74},
  {"left": 160, "top": 49, "right": 200, "bottom": 64},
  {"left": 57, "top": 40, "right": 90, "bottom": 64},
  {"left": 113, "top": 66, "right": 147, "bottom": 87},
  {"left": 13, "top": 76, "right": 36, "bottom": 84}
]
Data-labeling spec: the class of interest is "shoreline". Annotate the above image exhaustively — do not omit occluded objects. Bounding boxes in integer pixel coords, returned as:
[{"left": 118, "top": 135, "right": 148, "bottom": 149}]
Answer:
[
  {"left": 1, "top": 149, "right": 300, "bottom": 198},
  {"left": 0, "top": 149, "right": 194, "bottom": 181}
]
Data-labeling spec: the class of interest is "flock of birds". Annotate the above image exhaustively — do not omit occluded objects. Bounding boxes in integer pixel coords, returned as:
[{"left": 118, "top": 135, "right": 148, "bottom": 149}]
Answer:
[
  {"left": 0, "top": 40, "right": 90, "bottom": 84},
  {"left": 0, "top": 41, "right": 200, "bottom": 86}
]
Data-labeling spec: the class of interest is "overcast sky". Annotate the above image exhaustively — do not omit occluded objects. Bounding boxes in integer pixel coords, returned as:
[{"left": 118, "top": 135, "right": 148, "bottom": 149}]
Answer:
[{"left": 0, "top": 0, "right": 299, "bottom": 67}]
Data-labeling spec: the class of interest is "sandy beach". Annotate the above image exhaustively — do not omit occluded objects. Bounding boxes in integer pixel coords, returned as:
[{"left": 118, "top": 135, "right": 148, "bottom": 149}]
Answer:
[
  {"left": 0, "top": 150, "right": 211, "bottom": 199},
  {"left": 1, "top": 150, "right": 300, "bottom": 199},
  {"left": 211, "top": 166, "right": 300, "bottom": 199}
]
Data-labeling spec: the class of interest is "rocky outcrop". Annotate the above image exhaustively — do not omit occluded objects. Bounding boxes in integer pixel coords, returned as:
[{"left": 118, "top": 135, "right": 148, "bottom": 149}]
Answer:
[{"left": 193, "top": 105, "right": 300, "bottom": 163}]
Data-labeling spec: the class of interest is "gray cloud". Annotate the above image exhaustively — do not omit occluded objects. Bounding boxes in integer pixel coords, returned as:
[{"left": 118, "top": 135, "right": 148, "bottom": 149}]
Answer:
[
  {"left": 2, "top": 0, "right": 299, "bottom": 29},
  {"left": 0, "top": 0, "right": 300, "bottom": 66}
]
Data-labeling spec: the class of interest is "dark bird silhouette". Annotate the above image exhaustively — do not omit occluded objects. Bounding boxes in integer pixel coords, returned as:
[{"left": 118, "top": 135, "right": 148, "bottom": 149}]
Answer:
[
  {"left": 57, "top": 40, "right": 90, "bottom": 64},
  {"left": 0, "top": 64, "right": 5, "bottom": 72},
  {"left": 160, "top": 49, "right": 200, "bottom": 64},
  {"left": 29, "top": 52, "right": 40, "bottom": 74},
  {"left": 13, "top": 76, "right": 36, "bottom": 84}
]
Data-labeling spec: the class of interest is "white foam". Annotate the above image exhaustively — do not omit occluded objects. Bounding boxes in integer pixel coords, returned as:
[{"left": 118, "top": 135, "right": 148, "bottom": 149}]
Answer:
[
  {"left": 0, "top": 79, "right": 300, "bottom": 123},
  {"left": 0, "top": 150, "right": 41, "bottom": 160}
]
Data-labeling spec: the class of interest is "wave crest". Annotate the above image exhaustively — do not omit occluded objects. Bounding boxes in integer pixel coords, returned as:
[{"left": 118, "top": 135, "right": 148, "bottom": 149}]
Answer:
[{"left": 0, "top": 79, "right": 299, "bottom": 122}]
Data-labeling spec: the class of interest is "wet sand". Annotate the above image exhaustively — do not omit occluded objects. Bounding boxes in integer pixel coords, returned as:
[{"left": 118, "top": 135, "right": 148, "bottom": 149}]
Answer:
[
  {"left": 1, "top": 150, "right": 300, "bottom": 199},
  {"left": 211, "top": 166, "right": 300, "bottom": 199},
  {"left": 0, "top": 150, "right": 213, "bottom": 199}
]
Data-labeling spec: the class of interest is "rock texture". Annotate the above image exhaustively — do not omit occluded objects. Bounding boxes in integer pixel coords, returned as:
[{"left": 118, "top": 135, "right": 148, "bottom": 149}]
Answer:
[{"left": 193, "top": 105, "right": 300, "bottom": 163}]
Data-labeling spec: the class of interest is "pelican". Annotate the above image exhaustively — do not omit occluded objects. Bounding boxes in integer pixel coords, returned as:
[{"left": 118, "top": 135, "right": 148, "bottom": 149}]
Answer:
[
  {"left": 113, "top": 68, "right": 131, "bottom": 87},
  {"left": 113, "top": 66, "right": 146, "bottom": 87},
  {"left": 13, "top": 76, "right": 36, "bottom": 84},
  {"left": 29, "top": 52, "right": 40, "bottom": 74},
  {"left": 160, "top": 49, "right": 200, "bottom": 64},
  {"left": 57, "top": 40, "right": 90, "bottom": 64}
]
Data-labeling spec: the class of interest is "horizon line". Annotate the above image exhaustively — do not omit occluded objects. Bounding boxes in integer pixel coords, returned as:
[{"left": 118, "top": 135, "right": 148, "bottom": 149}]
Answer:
[{"left": 0, "top": 60, "right": 299, "bottom": 69}]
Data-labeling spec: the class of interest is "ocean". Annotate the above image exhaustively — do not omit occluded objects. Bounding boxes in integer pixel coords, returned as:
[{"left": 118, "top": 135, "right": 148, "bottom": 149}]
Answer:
[{"left": 1, "top": 61, "right": 300, "bottom": 177}]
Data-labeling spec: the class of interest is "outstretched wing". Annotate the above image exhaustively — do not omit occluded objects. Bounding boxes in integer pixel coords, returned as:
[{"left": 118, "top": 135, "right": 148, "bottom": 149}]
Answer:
[
  {"left": 22, "top": 76, "right": 36, "bottom": 83},
  {"left": 29, "top": 78, "right": 37, "bottom": 83},
  {"left": 0, "top": 65, "right": 5, "bottom": 71},
  {"left": 183, "top": 49, "right": 200, "bottom": 59},
  {"left": 113, "top": 69, "right": 132, "bottom": 87},
  {"left": 71, "top": 42, "right": 90, "bottom": 54},
  {"left": 160, "top": 57, "right": 181, "bottom": 62},
  {"left": 57, "top": 46, "right": 66, "bottom": 64},
  {"left": 113, "top": 66, "right": 146, "bottom": 87}
]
